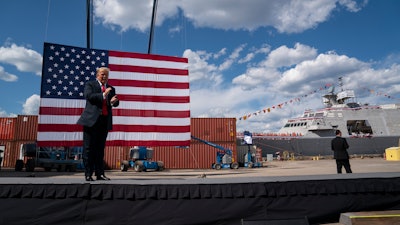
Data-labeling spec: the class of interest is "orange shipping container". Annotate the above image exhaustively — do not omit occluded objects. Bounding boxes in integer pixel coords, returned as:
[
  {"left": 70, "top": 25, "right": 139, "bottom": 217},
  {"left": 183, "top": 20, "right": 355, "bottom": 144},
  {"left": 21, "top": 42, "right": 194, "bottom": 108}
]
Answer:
[
  {"left": 0, "top": 140, "right": 34, "bottom": 168},
  {"left": 0, "top": 117, "right": 16, "bottom": 140},
  {"left": 191, "top": 118, "right": 236, "bottom": 142},
  {"left": 151, "top": 142, "right": 237, "bottom": 169},
  {"left": 15, "top": 115, "right": 38, "bottom": 141},
  {"left": 104, "top": 146, "right": 130, "bottom": 170}
]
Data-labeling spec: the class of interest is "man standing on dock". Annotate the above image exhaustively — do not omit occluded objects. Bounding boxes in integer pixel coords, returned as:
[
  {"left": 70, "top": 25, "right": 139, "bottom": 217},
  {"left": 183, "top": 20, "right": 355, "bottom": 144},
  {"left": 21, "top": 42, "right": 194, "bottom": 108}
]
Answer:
[{"left": 331, "top": 130, "right": 352, "bottom": 173}]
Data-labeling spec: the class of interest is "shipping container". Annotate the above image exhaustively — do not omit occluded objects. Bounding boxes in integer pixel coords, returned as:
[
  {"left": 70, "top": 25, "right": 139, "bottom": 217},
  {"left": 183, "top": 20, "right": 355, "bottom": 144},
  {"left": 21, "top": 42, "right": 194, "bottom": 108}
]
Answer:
[
  {"left": 15, "top": 115, "right": 38, "bottom": 140},
  {"left": 0, "top": 117, "right": 16, "bottom": 140},
  {"left": 150, "top": 142, "right": 237, "bottom": 169},
  {"left": 104, "top": 146, "right": 130, "bottom": 169},
  {"left": 191, "top": 118, "right": 236, "bottom": 142},
  {"left": 1, "top": 116, "right": 239, "bottom": 170},
  {"left": 0, "top": 140, "right": 35, "bottom": 168}
]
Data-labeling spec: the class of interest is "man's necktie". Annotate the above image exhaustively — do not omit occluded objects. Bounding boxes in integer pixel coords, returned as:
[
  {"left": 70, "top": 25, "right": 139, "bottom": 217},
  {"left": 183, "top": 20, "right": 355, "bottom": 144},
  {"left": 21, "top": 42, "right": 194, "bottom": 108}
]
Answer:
[{"left": 101, "top": 85, "right": 108, "bottom": 115}]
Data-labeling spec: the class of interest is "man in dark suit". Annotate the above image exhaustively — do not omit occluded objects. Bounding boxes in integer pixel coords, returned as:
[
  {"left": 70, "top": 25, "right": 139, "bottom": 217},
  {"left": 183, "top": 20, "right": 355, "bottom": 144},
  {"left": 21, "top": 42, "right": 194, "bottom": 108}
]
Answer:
[
  {"left": 77, "top": 67, "right": 119, "bottom": 181},
  {"left": 331, "top": 130, "right": 352, "bottom": 174}
]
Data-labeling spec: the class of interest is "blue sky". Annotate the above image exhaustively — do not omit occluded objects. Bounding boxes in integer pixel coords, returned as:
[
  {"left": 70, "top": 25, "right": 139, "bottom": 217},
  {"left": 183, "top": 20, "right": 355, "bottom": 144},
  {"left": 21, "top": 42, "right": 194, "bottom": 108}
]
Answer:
[{"left": 1, "top": 0, "right": 400, "bottom": 133}]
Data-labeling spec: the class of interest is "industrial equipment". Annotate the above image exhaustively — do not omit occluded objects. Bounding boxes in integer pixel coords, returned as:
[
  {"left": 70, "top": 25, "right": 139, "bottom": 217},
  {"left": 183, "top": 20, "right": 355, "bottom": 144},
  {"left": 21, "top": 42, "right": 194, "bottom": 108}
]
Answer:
[
  {"left": 19, "top": 143, "right": 83, "bottom": 172},
  {"left": 191, "top": 135, "right": 239, "bottom": 170},
  {"left": 120, "top": 146, "right": 164, "bottom": 172},
  {"left": 243, "top": 131, "right": 263, "bottom": 168}
]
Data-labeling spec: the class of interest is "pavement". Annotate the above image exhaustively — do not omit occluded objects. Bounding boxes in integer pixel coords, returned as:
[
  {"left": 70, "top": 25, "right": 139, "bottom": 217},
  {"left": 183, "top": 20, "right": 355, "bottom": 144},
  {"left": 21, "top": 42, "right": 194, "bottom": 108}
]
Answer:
[{"left": 1, "top": 156, "right": 399, "bottom": 184}]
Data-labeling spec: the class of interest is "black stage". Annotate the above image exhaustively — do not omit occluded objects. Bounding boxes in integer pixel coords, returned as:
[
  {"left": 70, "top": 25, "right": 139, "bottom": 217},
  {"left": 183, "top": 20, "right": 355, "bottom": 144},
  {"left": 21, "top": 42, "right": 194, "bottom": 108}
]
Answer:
[{"left": 1, "top": 172, "right": 400, "bottom": 225}]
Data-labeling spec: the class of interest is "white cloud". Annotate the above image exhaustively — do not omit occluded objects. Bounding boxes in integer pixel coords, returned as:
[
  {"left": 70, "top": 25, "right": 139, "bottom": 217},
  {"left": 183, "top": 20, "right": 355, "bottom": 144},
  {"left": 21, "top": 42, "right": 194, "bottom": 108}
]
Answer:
[
  {"left": 0, "top": 66, "right": 18, "bottom": 82},
  {"left": 93, "top": 0, "right": 180, "bottom": 32},
  {"left": 183, "top": 49, "right": 223, "bottom": 87},
  {"left": 263, "top": 43, "right": 317, "bottom": 68},
  {"left": 0, "top": 43, "right": 42, "bottom": 76},
  {"left": 93, "top": 0, "right": 364, "bottom": 34},
  {"left": 22, "top": 94, "right": 40, "bottom": 115}
]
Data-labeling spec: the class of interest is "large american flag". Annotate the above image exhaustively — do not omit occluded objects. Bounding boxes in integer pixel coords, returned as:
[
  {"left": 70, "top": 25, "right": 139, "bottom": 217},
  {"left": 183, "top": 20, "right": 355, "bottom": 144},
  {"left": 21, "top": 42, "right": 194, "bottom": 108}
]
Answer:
[{"left": 37, "top": 42, "right": 190, "bottom": 147}]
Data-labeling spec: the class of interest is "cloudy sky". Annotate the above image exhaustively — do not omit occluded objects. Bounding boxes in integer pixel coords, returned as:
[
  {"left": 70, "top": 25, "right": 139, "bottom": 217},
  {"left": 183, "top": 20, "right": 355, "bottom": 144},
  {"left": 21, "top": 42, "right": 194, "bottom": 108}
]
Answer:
[{"left": 1, "top": 0, "right": 400, "bottom": 133}]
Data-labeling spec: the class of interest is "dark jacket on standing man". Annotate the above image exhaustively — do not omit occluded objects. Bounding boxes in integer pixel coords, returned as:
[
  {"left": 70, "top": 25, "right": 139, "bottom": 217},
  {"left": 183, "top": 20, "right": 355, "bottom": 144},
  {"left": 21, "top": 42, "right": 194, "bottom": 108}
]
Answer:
[{"left": 331, "top": 135, "right": 350, "bottom": 159}]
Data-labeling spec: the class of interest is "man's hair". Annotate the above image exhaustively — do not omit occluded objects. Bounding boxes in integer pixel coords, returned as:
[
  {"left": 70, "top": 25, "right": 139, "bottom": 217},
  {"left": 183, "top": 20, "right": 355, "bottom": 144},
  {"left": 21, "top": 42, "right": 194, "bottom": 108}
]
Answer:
[{"left": 335, "top": 130, "right": 341, "bottom": 135}]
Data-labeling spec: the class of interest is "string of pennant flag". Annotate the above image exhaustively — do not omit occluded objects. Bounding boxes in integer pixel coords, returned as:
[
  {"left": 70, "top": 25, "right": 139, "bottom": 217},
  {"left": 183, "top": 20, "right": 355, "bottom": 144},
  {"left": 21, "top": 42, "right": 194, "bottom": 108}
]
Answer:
[
  {"left": 237, "top": 83, "right": 333, "bottom": 121},
  {"left": 362, "top": 87, "right": 399, "bottom": 101},
  {"left": 238, "top": 84, "right": 399, "bottom": 121}
]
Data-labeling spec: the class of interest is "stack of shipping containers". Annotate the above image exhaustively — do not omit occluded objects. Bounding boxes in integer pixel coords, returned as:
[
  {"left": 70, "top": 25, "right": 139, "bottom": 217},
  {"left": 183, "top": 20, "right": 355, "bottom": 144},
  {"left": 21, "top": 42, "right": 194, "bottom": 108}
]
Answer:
[
  {"left": 0, "top": 115, "right": 38, "bottom": 168},
  {"left": 0, "top": 116, "right": 237, "bottom": 170}
]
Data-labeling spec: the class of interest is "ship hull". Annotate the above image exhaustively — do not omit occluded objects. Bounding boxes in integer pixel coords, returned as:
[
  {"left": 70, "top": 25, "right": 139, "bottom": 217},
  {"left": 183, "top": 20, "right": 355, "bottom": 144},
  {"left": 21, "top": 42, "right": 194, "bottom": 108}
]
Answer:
[{"left": 250, "top": 136, "right": 400, "bottom": 157}]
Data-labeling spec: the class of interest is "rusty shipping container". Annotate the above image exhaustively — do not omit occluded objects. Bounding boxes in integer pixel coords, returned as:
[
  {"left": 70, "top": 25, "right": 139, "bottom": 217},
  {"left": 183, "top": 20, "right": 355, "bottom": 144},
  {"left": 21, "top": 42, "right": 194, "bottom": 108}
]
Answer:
[
  {"left": 104, "top": 146, "right": 130, "bottom": 170},
  {"left": 191, "top": 118, "right": 236, "bottom": 142},
  {"left": 0, "top": 140, "right": 35, "bottom": 168},
  {"left": 0, "top": 117, "right": 16, "bottom": 140},
  {"left": 150, "top": 142, "right": 237, "bottom": 169},
  {"left": 15, "top": 115, "right": 38, "bottom": 141}
]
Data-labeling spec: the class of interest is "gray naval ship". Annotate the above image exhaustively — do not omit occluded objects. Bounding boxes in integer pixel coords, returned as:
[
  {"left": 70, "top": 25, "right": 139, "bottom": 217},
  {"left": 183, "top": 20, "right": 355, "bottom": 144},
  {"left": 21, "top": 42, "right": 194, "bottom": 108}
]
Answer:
[{"left": 251, "top": 78, "right": 400, "bottom": 157}]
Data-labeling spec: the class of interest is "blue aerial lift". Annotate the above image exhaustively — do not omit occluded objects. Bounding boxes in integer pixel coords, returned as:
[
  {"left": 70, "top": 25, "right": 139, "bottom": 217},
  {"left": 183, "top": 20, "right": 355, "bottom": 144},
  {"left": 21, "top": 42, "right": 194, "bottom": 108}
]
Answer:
[
  {"left": 243, "top": 131, "right": 263, "bottom": 168},
  {"left": 120, "top": 146, "right": 164, "bottom": 172},
  {"left": 191, "top": 135, "right": 239, "bottom": 170}
]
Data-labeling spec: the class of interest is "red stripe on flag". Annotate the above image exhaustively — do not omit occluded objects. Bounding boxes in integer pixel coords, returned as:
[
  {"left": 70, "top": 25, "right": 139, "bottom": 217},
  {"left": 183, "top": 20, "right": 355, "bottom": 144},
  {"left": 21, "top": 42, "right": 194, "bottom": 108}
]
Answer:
[
  {"left": 112, "top": 125, "right": 190, "bottom": 133},
  {"left": 109, "top": 64, "right": 188, "bottom": 76},
  {"left": 109, "top": 50, "right": 188, "bottom": 63},
  {"left": 113, "top": 109, "right": 190, "bottom": 118},
  {"left": 38, "top": 124, "right": 82, "bottom": 132},
  {"left": 118, "top": 94, "right": 190, "bottom": 103},
  {"left": 110, "top": 79, "right": 189, "bottom": 89},
  {"left": 39, "top": 107, "right": 83, "bottom": 115}
]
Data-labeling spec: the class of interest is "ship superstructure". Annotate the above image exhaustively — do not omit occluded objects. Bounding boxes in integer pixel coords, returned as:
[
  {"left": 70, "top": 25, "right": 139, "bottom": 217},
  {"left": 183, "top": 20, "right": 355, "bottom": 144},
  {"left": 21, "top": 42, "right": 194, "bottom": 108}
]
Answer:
[{"left": 278, "top": 78, "right": 400, "bottom": 138}]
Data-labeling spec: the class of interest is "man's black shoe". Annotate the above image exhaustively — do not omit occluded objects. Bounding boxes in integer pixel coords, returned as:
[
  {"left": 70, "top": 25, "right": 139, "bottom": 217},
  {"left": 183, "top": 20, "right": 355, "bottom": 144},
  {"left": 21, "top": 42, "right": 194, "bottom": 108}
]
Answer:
[
  {"left": 85, "top": 176, "right": 94, "bottom": 181},
  {"left": 97, "top": 175, "right": 111, "bottom": 180}
]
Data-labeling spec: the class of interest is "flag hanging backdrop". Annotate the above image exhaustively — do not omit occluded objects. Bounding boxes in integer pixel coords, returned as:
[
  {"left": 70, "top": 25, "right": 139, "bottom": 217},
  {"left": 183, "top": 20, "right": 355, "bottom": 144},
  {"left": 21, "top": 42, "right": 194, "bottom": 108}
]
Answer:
[{"left": 37, "top": 42, "right": 190, "bottom": 147}]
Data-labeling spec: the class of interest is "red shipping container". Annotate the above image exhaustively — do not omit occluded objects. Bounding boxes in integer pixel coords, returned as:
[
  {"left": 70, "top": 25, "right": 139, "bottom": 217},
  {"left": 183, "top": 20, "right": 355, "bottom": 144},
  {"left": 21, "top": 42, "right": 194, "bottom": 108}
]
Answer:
[
  {"left": 191, "top": 118, "right": 236, "bottom": 142},
  {"left": 0, "top": 118, "right": 16, "bottom": 140},
  {"left": 15, "top": 115, "right": 38, "bottom": 141}
]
